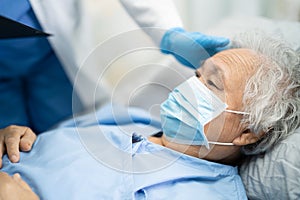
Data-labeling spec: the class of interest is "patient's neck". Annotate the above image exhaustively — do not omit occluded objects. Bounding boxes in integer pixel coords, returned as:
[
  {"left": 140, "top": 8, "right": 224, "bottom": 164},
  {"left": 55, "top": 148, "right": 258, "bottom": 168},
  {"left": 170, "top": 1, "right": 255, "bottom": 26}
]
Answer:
[
  {"left": 148, "top": 136, "right": 164, "bottom": 146},
  {"left": 148, "top": 134, "right": 242, "bottom": 166}
]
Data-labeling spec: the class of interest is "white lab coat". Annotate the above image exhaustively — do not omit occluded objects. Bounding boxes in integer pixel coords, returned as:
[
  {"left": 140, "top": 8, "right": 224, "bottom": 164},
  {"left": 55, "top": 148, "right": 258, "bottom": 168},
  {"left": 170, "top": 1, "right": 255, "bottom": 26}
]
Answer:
[{"left": 28, "top": 0, "right": 182, "bottom": 112}]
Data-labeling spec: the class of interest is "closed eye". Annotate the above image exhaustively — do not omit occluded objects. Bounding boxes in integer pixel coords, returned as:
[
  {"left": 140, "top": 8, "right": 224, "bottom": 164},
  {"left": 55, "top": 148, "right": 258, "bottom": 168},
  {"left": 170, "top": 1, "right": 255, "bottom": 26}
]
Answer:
[{"left": 207, "top": 80, "right": 219, "bottom": 89}]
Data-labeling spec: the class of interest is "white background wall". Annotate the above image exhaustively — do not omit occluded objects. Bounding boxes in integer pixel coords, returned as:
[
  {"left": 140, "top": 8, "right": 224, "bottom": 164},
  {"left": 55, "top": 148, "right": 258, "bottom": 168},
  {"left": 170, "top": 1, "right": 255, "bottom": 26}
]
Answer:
[{"left": 86, "top": 0, "right": 300, "bottom": 38}]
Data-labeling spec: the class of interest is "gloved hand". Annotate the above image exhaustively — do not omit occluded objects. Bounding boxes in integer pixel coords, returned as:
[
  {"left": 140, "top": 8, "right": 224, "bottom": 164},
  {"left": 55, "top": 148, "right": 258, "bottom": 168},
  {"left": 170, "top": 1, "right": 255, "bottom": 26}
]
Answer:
[{"left": 160, "top": 27, "right": 230, "bottom": 68}]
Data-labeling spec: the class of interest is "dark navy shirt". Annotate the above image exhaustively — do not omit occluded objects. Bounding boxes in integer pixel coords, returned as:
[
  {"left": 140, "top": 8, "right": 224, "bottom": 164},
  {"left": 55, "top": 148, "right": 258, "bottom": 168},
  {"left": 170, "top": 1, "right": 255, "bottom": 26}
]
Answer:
[
  {"left": 0, "top": 0, "right": 75, "bottom": 132},
  {"left": 0, "top": 0, "right": 53, "bottom": 78}
]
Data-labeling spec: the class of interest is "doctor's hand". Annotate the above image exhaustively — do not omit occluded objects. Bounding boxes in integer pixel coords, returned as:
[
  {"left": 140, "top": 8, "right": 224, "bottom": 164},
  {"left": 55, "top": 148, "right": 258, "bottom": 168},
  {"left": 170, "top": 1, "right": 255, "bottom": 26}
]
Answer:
[
  {"left": 0, "top": 172, "right": 39, "bottom": 200},
  {"left": 160, "top": 27, "right": 230, "bottom": 68},
  {"left": 0, "top": 125, "right": 37, "bottom": 168}
]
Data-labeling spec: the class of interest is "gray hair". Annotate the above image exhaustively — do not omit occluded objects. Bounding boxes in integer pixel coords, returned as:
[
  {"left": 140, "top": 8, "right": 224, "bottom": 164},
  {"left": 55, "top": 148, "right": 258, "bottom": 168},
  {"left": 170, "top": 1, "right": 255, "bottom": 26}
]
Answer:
[{"left": 231, "top": 31, "right": 300, "bottom": 155}]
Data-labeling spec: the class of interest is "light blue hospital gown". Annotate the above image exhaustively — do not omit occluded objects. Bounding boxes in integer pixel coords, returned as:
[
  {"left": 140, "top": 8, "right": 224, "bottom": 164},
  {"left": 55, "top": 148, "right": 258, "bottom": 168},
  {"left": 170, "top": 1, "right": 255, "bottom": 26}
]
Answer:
[{"left": 1, "top": 104, "right": 247, "bottom": 200}]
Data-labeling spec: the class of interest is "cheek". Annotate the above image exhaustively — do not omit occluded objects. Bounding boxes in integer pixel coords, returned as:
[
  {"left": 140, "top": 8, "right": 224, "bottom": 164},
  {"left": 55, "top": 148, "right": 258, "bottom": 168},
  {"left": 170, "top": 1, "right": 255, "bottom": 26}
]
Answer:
[
  {"left": 204, "top": 113, "right": 226, "bottom": 141},
  {"left": 222, "top": 114, "right": 244, "bottom": 141},
  {"left": 204, "top": 113, "right": 242, "bottom": 142}
]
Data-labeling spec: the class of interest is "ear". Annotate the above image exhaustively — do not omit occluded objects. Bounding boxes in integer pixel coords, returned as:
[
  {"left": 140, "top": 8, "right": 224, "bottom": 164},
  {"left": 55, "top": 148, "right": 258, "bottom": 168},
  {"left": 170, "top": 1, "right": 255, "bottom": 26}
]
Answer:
[{"left": 232, "top": 131, "right": 260, "bottom": 146}]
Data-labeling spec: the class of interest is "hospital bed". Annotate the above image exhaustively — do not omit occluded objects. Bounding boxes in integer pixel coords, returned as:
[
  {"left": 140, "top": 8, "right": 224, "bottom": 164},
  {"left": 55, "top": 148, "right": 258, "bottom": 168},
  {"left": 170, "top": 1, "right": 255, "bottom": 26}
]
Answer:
[{"left": 108, "top": 17, "right": 300, "bottom": 199}]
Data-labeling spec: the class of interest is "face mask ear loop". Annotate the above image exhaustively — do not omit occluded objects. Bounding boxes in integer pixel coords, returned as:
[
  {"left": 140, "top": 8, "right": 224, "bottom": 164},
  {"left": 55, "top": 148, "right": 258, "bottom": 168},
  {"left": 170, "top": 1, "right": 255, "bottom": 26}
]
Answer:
[
  {"left": 208, "top": 141, "right": 235, "bottom": 146},
  {"left": 225, "top": 109, "right": 250, "bottom": 115}
]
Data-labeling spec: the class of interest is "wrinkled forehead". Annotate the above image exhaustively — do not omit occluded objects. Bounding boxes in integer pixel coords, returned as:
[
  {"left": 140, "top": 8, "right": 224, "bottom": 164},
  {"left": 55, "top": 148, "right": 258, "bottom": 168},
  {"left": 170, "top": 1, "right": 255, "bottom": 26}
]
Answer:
[
  {"left": 199, "top": 49, "right": 260, "bottom": 86},
  {"left": 208, "top": 48, "right": 260, "bottom": 77}
]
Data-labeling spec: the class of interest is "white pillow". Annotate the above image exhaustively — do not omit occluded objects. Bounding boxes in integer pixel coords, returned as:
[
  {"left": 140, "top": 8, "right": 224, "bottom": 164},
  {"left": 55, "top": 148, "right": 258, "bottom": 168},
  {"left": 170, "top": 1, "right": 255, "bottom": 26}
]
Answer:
[{"left": 240, "top": 128, "right": 300, "bottom": 199}]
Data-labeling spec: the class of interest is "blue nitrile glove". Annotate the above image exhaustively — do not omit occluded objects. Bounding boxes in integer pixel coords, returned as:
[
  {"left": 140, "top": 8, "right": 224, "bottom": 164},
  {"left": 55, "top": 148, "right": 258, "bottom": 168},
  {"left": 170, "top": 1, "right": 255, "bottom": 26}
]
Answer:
[{"left": 160, "top": 27, "right": 230, "bottom": 68}]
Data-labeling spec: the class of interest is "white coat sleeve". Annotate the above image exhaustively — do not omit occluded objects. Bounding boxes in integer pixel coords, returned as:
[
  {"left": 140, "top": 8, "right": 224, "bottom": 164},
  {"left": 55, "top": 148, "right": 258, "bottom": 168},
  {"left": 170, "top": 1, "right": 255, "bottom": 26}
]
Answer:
[{"left": 119, "top": 0, "right": 183, "bottom": 45}]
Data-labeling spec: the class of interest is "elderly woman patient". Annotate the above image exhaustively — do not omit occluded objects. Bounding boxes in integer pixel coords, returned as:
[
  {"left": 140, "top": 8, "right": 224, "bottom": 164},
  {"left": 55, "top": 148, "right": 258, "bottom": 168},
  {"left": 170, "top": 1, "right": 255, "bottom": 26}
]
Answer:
[{"left": 0, "top": 31, "right": 299, "bottom": 200}]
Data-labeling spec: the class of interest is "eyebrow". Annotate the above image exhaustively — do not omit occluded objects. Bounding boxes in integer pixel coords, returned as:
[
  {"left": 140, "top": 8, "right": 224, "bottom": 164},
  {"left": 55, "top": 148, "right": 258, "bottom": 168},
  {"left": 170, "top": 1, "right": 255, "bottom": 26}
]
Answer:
[
  {"left": 209, "top": 63, "right": 222, "bottom": 75},
  {"left": 202, "top": 62, "right": 225, "bottom": 90}
]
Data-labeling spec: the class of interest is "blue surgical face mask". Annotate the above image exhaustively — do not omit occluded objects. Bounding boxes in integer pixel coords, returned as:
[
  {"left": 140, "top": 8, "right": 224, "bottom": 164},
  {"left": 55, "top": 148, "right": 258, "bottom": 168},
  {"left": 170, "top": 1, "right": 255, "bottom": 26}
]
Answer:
[{"left": 160, "top": 76, "right": 249, "bottom": 148}]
